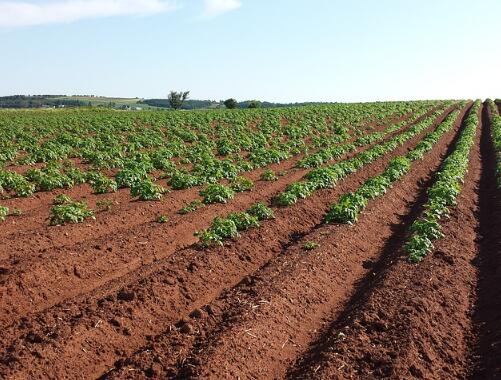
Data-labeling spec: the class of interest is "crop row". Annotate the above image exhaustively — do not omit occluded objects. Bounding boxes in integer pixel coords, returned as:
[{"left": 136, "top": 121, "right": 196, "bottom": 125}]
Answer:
[
  {"left": 404, "top": 100, "right": 481, "bottom": 262},
  {"left": 324, "top": 108, "right": 462, "bottom": 224},
  {"left": 195, "top": 203, "right": 275, "bottom": 247},
  {"left": 295, "top": 104, "right": 442, "bottom": 169},
  {"left": 274, "top": 103, "right": 456, "bottom": 206},
  {"left": 0, "top": 101, "right": 435, "bottom": 166},
  {"left": 487, "top": 99, "right": 501, "bottom": 185}
]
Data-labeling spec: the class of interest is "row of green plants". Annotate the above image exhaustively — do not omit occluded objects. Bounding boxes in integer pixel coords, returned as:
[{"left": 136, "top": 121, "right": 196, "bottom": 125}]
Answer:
[
  {"left": 49, "top": 195, "right": 95, "bottom": 226},
  {"left": 404, "top": 100, "right": 481, "bottom": 263},
  {"left": 487, "top": 99, "right": 501, "bottom": 186},
  {"left": 295, "top": 104, "right": 441, "bottom": 169},
  {"left": 195, "top": 202, "right": 275, "bottom": 247},
  {"left": 324, "top": 109, "right": 461, "bottom": 224},
  {"left": 274, "top": 104, "right": 457, "bottom": 206}
]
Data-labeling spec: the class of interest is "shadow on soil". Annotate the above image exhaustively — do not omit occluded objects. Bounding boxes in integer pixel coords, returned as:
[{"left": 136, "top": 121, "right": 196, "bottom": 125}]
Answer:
[{"left": 469, "top": 103, "right": 501, "bottom": 380}]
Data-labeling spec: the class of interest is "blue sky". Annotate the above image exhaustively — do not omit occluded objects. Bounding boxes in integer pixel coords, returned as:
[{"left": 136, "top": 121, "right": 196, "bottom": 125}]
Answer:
[{"left": 1, "top": 0, "right": 500, "bottom": 102}]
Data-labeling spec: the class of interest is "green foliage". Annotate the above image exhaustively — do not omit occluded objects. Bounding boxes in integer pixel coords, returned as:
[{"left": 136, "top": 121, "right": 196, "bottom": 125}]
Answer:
[
  {"left": 53, "top": 194, "right": 72, "bottom": 205},
  {"left": 49, "top": 200, "right": 94, "bottom": 225},
  {"left": 231, "top": 176, "right": 254, "bottom": 192},
  {"left": 305, "top": 167, "right": 339, "bottom": 189},
  {"left": 87, "top": 172, "right": 118, "bottom": 194},
  {"left": 297, "top": 143, "right": 355, "bottom": 169},
  {"left": 325, "top": 193, "right": 368, "bottom": 224},
  {"left": 0, "top": 205, "right": 8, "bottom": 221},
  {"left": 275, "top": 182, "right": 314, "bottom": 206},
  {"left": 247, "top": 202, "right": 275, "bottom": 220},
  {"left": 405, "top": 100, "right": 481, "bottom": 262},
  {"left": 25, "top": 164, "right": 74, "bottom": 191},
  {"left": 152, "top": 153, "right": 176, "bottom": 174},
  {"left": 130, "top": 179, "right": 167, "bottom": 201},
  {"left": 168, "top": 90, "right": 190, "bottom": 110},
  {"left": 200, "top": 183, "right": 235, "bottom": 204},
  {"left": 196, "top": 217, "right": 239, "bottom": 247},
  {"left": 169, "top": 171, "right": 200, "bottom": 190},
  {"left": 115, "top": 168, "right": 149, "bottom": 189},
  {"left": 0, "top": 170, "right": 35, "bottom": 197},
  {"left": 409, "top": 219, "right": 444, "bottom": 240},
  {"left": 227, "top": 212, "right": 260, "bottom": 230},
  {"left": 195, "top": 228, "right": 223, "bottom": 248},
  {"left": 486, "top": 99, "right": 501, "bottom": 186},
  {"left": 0, "top": 100, "right": 450, "bottom": 220},
  {"left": 248, "top": 100, "right": 261, "bottom": 109},
  {"left": 260, "top": 169, "right": 278, "bottom": 181},
  {"left": 224, "top": 98, "right": 238, "bottom": 109},
  {"left": 64, "top": 166, "right": 88, "bottom": 185},
  {"left": 179, "top": 199, "right": 204, "bottom": 214},
  {"left": 324, "top": 107, "right": 463, "bottom": 226},
  {"left": 195, "top": 202, "right": 276, "bottom": 247},
  {"left": 303, "top": 241, "right": 320, "bottom": 250},
  {"left": 406, "top": 234, "right": 435, "bottom": 263},
  {"left": 216, "top": 139, "right": 238, "bottom": 156},
  {"left": 277, "top": 102, "right": 457, "bottom": 206},
  {"left": 156, "top": 214, "right": 169, "bottom": 223}
]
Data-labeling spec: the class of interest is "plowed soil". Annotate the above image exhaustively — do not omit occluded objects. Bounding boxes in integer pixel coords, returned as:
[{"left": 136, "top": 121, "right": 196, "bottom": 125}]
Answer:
[{"left": 1, "top": 103, "right": 500, "bottom": 380}]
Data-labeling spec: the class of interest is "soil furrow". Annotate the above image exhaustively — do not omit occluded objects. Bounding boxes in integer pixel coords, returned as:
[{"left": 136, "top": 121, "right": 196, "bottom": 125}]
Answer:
[
  {"left": 468, "top": 103, "right": 501, "bottom": 379},
  {"left": 0, "top": 107, "right": 456, "bottom": 379}
]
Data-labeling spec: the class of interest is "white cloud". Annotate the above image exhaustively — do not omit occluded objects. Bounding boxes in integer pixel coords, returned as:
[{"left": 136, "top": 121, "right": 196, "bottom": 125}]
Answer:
[
  {"left": 202, "top": 0, "right": 241, "bottom": 17},
  {"left": 0, "top": 0, "right": 175, "bottom": 27}
]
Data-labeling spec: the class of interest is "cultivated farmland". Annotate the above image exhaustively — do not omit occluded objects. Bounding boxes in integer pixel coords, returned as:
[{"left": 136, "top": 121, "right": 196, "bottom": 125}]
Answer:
[{"left": 1, "top": 100, "right": 500, "bottom": 379}]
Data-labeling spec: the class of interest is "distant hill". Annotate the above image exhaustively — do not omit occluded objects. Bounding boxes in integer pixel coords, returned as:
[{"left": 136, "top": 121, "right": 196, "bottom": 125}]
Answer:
[{"left": 0, "top": 95, "right": 327, "bottom": 110}]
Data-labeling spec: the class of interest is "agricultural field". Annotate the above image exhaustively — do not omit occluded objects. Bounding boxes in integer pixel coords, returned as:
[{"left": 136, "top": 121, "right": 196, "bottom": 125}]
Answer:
[{"left": 1, "top": 100, "right": 500, "bottom": 379}]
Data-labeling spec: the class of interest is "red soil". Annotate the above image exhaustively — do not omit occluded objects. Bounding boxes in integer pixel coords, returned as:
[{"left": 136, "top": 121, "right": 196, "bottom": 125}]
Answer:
[{"left": 1, "top": 103, "right": 499, "bottom": 380}]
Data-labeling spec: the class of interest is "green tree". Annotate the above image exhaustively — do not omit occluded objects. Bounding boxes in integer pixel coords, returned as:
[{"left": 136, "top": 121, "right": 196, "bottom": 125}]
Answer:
[
  {"left": 224, "top": 98, "right": 238, "bottom": 109},
  {"left": 248, "top": 100, "right": 261, "bottom": 109},
  {"left": 168, "top": 91, "right": 190, "bottom": 110}
]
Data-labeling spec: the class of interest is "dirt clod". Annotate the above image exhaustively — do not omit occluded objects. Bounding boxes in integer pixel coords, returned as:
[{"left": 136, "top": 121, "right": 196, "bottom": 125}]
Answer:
[{"left": 117, "top": 290, "right": 136, "bottom": 302}]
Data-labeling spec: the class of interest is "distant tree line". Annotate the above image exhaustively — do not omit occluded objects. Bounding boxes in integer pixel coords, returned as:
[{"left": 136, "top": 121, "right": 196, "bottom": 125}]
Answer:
[
  {"left": 0, "top": 95, "right": 89, "bottom": 109},
  {"left": 141, "top": 97, "right": 315, "bottom": 110},
  {"left": 0, "top": 94, "right": 333, "bottom": 110},
  {"left": 139, "top": 98, "right": 220, "bottom": 109}
]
